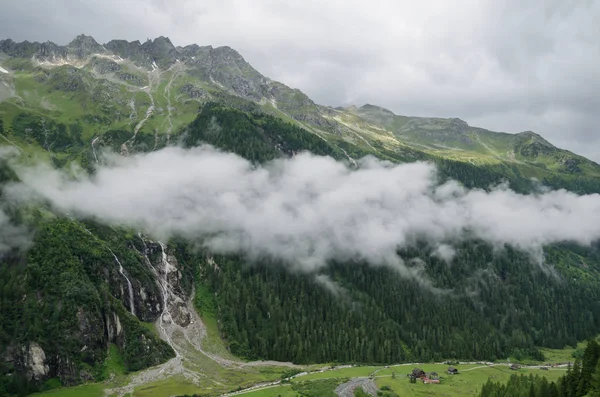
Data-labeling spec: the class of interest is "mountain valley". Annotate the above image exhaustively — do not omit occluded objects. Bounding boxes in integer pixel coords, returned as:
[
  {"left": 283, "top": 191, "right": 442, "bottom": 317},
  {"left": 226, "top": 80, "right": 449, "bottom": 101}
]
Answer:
[{"left": 1, "top": 35, "right": 600, "bottom": 397}]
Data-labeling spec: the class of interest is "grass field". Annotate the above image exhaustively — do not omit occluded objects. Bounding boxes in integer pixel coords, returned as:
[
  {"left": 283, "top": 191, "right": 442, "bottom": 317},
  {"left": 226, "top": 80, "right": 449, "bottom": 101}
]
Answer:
[
  {"left": 374, "top": 364, "right": 567, "bottom": 397},
  {"left": 229, "top": 363, "right": 568, "bottom": 397},
  {"left": 29, "top": 383, "right": 107, "bottom": 397},
  {"left": 29, "top": 357, "right": 574, "bottom": 397}
]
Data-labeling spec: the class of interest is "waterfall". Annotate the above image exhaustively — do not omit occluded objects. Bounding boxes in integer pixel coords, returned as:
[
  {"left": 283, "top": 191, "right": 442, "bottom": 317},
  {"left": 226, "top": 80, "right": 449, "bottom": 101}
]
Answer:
[
  {"left": 157, "top": 241, "right": 178, "bottom": 355},
  {"left": 91, "top": 137, "right": 99, "bottom": 163},
  {"left": 76, "top": 221, "right": 136, "bottom": 317},
  {"left": 111, "top": 251, "right": 136, "bottom": 317}
]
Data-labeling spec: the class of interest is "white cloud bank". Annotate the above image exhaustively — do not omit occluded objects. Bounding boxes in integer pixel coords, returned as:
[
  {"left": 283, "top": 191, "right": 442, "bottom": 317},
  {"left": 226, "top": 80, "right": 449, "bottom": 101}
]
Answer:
[{"left": 2, "top": 146, "right": 600, "bottom": 272}]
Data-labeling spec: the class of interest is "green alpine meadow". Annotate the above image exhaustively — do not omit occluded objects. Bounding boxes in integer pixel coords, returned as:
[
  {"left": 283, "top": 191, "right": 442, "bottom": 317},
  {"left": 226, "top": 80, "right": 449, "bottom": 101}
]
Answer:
[{"left": 1, "top": 35, "right": 600, "bottom": 397}]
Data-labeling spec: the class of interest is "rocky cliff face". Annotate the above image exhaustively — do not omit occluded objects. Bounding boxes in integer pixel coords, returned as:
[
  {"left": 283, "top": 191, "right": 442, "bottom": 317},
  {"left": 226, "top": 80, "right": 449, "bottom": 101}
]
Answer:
[{"left": 0, "top": 224, "right": 195, "bottom": 388}]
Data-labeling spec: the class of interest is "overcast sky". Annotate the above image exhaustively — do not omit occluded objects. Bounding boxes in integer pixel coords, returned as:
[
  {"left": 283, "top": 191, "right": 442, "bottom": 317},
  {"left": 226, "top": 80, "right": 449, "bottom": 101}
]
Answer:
[{"left": 1, "top": 0, "right": 599, "bottom": 160}]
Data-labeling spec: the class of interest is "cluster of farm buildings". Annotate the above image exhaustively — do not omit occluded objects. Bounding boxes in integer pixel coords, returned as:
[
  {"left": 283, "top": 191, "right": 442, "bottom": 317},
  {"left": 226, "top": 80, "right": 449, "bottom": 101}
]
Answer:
[{"left": 407, "top": 367, "right": 459, "bottom": 384}]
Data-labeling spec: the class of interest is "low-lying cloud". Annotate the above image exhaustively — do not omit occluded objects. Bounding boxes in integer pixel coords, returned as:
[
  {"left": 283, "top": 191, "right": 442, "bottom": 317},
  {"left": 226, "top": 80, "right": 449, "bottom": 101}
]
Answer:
[
  {"left": 2, "top": 146, "right": 600, "bottom": 272},
  {"left": 0, "top": 207, "right": 30, "bottom": 255}
]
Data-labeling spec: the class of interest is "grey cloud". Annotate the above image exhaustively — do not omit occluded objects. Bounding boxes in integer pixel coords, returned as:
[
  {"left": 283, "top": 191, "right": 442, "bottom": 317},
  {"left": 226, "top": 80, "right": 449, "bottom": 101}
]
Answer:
[
  {"left": 432, "top": 244, "right": 456, "bottom": 264},
  {"left": 0, "top": 148, "right": 31, "bottom": 255},
  {"left": 1, "top": 0, "right": 599, "bottom": 159},
  {"left": 314, "top": 274, "right": 344, "bottom": 297},
  {"left": 4, "top": 146, "right": 600, "bottom": 275},
  {"left": 0, "top": 208, "right": 30, "bottom": 255}
]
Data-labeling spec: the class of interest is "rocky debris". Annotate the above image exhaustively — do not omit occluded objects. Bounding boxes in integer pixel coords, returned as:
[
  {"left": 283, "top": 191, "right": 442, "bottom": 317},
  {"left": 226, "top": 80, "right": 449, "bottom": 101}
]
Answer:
[
  {"left": 90, "top": 57, "right": 121, "bottom": 74},
  {"left": 561, "top": 157, "right": 582, "bottom": 173},
  {"left": 335, "top": 378, "right": 377, "bottom": 397},
  {"left": 116, "top": 71, "right": 144, "bottom": 85},
  {"left": 180, "top": 83, "right": 208, "bottom": 99},
  {"left": 335, "top": 378, "right": 378, "bottom": 397}
]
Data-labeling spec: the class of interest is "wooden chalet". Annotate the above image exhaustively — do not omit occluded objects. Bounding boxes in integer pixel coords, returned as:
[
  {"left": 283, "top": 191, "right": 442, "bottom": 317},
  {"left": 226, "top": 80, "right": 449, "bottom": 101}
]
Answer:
[{"left": 411, "top": 368, "right": 425, "bottom": 378}]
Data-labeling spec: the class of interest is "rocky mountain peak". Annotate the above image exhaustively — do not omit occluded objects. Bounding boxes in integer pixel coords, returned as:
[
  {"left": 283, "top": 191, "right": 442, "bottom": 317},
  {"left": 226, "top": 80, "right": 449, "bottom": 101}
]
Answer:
[
  {"left": 68, "top": 34, "right": 101, "bottom": 48},
  {"left": 152, "top": 36, "right": 175, "bottom": 48},
  {"left": 512, "top": 130, "right": 557, "bottom": 158},
  {"left": 449, "top": 117, "right": 469, "bottom": 130},
  {"left": 517, "top": 130, "right": 548, "bottom": 141},
  {"left": 515, "top": 130, "right": 555, "bottom": 148},
  {"left": 360, "top": 103, "right": 395, "bottom": 116},
  {"left": 141, "top": 36, "right": 178, "bottom": 66},
  {"left": 141, "top": 36, "right": 175, "bottom": 53},
  {"left": 212, "top": 45, "right": 244, "bottom": 60},
  {"left": 37, "top": 41, "right": 67, "bottom": 61},
  {"left": 67, "top": 34, "right": 105, "bottom": 58},
  {"left": 360, "top": 103, "right": 394, "bottom": 114}
]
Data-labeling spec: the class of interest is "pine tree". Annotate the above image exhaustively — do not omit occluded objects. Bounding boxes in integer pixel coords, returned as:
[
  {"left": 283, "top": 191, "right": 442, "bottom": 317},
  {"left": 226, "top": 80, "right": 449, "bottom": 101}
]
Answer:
[
  {"left": 569, "top": 360, "right": 582, "bottom": 397},
  {"left": 589, "top": 359, "right": 600, "bottom": 397}
]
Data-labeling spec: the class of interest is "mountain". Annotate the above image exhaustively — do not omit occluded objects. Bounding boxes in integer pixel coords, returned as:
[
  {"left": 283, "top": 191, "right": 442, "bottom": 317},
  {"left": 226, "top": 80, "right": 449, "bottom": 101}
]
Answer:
[
  {"left": 1, "top": 35, "right": 600, "bottom": 397},
  {"left": 1, "top": 34, "right": 597, "bottom": 182},
  {"left": 346, "top": 104, "right": 600, "bottom": 176}
]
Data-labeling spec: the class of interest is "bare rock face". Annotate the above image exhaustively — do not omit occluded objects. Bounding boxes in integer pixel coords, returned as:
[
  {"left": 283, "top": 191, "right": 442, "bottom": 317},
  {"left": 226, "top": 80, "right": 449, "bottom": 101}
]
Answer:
[
  {"left": 25, "top": 343, "right": 49, "bottom": 381},
  {"left": 67, "top": 34, "right": 106, "bottom": 59},
  {"left": 105, "top": 311, "right": 124, "bottom": 343},
  {"left": 160, "top": 248, "right": 192, "bottom": 328}
]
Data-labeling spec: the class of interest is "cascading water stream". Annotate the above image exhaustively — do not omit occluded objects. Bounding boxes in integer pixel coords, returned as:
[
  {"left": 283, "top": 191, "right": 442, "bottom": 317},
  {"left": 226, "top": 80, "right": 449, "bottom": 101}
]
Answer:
[
  {"left": 157, "top": 241, "right": 178, "bottom": 357},
  {"left": 91, "top": 137, "right": 100, "bottom": 163},
  {"left": 111, "top": 251, "right": 136, "bottom": 317},
  {"left": 76, "top": 219, "right": 135, "bottom": 316}
]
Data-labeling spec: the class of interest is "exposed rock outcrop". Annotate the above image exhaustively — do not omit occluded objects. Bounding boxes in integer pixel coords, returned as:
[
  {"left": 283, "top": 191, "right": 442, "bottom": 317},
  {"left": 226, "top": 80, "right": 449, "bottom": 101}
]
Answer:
[{"left": 25, "top": 343, "right": 49, "bottom": 381}]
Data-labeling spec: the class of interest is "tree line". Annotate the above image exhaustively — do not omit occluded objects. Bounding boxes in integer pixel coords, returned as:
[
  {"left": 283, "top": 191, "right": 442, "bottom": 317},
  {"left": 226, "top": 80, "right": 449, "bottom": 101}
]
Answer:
[{"left": 479, "top": 339, "right": 600, "bottom": 397}]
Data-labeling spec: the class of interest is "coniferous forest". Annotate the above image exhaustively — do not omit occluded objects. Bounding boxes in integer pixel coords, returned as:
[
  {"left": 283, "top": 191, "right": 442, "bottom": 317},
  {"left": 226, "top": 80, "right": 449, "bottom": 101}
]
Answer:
[{"left": 183, "top": 105, "right": 600, "bottom": 364}]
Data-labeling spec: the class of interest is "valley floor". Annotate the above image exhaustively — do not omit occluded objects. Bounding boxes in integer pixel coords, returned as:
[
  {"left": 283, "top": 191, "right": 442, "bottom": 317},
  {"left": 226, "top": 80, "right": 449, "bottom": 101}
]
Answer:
[
  {"left": 30, "top": 358, "right": 570, "bottom": 397},
  {"left": 227, "top": 363, "right": 568, "bottom": 397}
]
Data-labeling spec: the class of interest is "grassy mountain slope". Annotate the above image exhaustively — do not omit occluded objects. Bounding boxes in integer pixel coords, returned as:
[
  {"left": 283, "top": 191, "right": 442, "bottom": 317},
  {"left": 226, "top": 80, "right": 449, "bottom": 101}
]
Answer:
[
  {"left": 2, "top": 35, "right": 599, "bottom": 187},
  {"left": 344, "top": 104, "right": 600, "bottom": 178}
]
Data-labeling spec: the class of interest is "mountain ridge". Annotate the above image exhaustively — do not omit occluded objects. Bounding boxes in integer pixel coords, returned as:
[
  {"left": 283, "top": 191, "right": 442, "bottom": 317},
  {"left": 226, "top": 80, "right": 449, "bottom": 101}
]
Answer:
[{"left": 2, "top": 34, "right": 597, "bottom": 176}]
